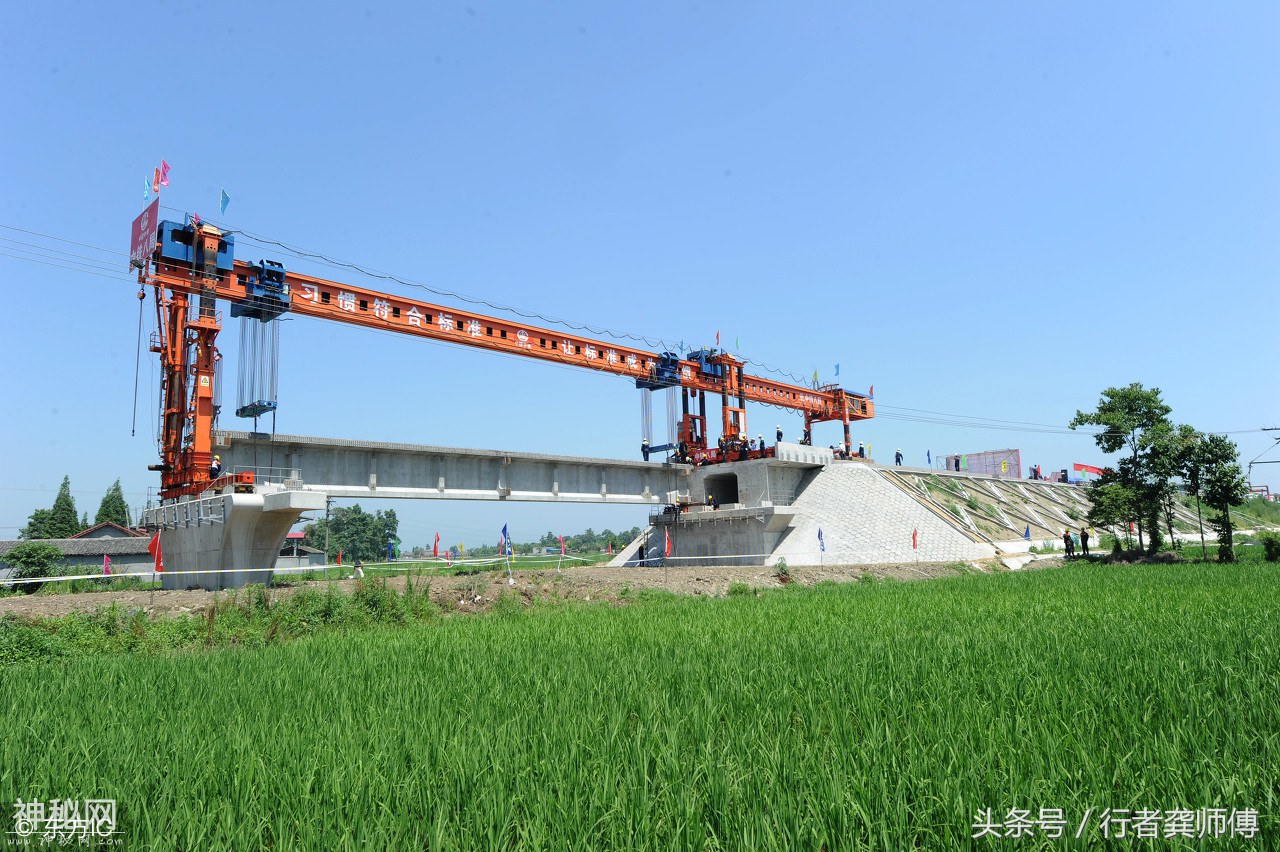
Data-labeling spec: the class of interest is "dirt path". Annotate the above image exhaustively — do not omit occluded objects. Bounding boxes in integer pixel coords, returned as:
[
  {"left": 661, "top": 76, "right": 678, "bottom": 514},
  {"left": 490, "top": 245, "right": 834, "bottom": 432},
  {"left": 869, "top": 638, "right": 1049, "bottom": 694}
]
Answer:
[{"left": 0, "top": 557, "right": 1057, "bottom": 620}]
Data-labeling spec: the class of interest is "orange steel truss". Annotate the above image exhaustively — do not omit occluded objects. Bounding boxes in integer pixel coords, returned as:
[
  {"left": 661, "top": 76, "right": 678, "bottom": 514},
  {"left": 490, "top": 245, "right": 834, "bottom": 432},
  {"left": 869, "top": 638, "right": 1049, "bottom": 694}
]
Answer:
[{"left": 141, "top": 222, "right": 872, "bottom": 499}]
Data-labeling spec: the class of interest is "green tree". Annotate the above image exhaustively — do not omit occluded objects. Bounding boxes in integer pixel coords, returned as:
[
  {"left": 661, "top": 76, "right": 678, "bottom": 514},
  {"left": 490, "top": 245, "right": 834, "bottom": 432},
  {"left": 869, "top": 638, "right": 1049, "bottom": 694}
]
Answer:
[
  {"left": 4, "top": 541, "right": 64, "bottom": 592},
  {"left": 95, "top": 479, "right": 132, "bottom": 527},
  {"left": 18, "top": 509, "right": 56, "bottom": 540},
  {"left": 302, "top": 504, "right": 399, "bottom": 563},
  {"left": 1070, "top": 384, "right": 1173, "bottom": 553},
  {"left": 1198, "top": 434, "right": 1249, "bottom": 562}
]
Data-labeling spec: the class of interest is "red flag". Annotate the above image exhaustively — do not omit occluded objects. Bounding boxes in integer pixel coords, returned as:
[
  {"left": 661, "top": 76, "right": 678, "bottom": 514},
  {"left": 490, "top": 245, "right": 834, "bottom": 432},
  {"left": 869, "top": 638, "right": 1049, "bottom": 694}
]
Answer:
[
  {"left": 433, "top": 532, "right": 440, "bottom": 558},
  {"left": 148, "top": 532, "right": 164, "bottom": 572},
  {"left": 869, "top": 384, "right": 875, "bottom": 399},
  {"left": 912, "top": 528, "right": 918, "bottom": 550},
  {"left": 103, "top": 554, "right": 112, "bottom": 575},
  {"left": 445, "top": 550, "right": 452, "bottom": 566},
  {"left": 558, "top": 535, "right": 565, "bottom": 556},
  {"left": 337, "top": 549, "right": 342, "bottom": 566},
  {"left": 160, "top": 160, "right": 170, "bottom": 187},
  {"left": 608, "top": 542, "right": 613, "bottom": 555},
  {"left": 1128, "top": 522, "right": 1135, "bottom": 533},
  {"left": 664, "top": 528, "right": 672, "bottom": 557},
  {"left": 152, "top": 167, "right": 161, "bottom": 194},
  {"left": 715, "top": 330, "right": 720, "bottom": 347}
]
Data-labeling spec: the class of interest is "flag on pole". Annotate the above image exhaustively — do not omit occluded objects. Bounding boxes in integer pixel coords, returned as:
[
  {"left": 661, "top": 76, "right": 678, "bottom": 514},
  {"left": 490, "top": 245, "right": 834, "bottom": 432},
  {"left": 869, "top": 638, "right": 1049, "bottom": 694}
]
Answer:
[
  {"left": 143, "top": 177, "right": 150, "bottom": 201},
  {"left": 103, "top": 554, "right": 112, "bottom": 576},
  {"left": 813, "top": 370, "right": 819, "bottom": 386},
  {"left": 160, "top": 160, "right": 170, "bottom": 187},
  {"left": 433, "top": 532, "right": 440, "bottom": 558},
  {"left": 869, "top": 384, "right": 874, "bottom": 399},
  {"left": 148, "top": 532, "right": 164, "bottom": 572},
  {"left": 926, "top": 449, "right": 932, "bottom": 466},
  {"left": 912, "top": 528, "right": 918, "bottom": 550},
  {"left": 607, "top": 542, "right": 613, "bottom": 555},
  {"left": 735, "top": 335, "right": 740, "bottom": 351},
  {"left": 445, "top": 549, "right": 453, "bottom": 567},
  {"left": 460, "top": 543, "right": 465, "bottom": 557},
  {"left": 715, "top": 331, "right": 720, "bottom": 347},
  {"left": 818, "top": 528, "right": 825, "bottom": 552},
  {"left": 664, "top": 528, "right": 672, "bottom": 557},
  {"left": 220, "top": 188, "right": 231, "bottom": 215},
  {"left": 834, "top": 363, "right": 840, "bottom": 378},
  {"left": 1024, "top": 526, "right": 1031, "bottom": 541},
  {"left": 337, "top": 549, "right": 342, "bottom": 566},
  {"left": 152, "top": 168, "right": 161, "bottom": 194}
]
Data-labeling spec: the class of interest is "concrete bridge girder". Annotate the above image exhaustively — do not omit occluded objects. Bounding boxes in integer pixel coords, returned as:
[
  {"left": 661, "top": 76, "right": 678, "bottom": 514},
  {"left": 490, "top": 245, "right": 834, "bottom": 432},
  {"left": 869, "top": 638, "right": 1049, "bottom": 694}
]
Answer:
[{"left": 212, "top": 431, "right": 685, "bottom": 504}]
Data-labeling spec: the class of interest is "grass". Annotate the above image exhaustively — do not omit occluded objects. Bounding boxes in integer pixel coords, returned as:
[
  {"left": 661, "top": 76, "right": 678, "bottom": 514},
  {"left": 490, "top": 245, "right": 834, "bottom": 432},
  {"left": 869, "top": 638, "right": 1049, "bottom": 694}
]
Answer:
[{"left": 0, "top": 564, "right": 1276, "bottom": 848}]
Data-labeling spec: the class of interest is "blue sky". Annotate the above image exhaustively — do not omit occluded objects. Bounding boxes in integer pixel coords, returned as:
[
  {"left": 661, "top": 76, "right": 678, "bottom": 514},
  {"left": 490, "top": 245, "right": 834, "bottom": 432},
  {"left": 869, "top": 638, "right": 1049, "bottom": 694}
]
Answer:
[{"left": 1, "top": 1, "right": 1276, "bottom": 548}]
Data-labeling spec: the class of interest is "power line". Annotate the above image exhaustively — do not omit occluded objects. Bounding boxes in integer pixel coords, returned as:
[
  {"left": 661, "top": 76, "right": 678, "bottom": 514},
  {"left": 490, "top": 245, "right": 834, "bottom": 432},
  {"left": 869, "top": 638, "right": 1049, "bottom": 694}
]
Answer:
[{"left": 0, "top": 223, "right": 126, "bottom": 257}]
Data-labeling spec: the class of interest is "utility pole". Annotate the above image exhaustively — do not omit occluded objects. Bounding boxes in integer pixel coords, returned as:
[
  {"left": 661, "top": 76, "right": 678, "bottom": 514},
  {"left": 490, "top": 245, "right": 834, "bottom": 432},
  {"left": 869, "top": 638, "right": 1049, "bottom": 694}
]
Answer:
[{"left": 323, "top": 496, "right": 332, "bottom": 581}]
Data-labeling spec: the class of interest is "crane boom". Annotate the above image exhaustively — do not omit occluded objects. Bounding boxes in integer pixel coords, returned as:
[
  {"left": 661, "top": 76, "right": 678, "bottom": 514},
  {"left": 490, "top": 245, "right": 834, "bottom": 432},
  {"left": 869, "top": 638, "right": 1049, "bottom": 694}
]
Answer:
[{"left": 138, "top": 219, "right": 872, "bottom": 499}]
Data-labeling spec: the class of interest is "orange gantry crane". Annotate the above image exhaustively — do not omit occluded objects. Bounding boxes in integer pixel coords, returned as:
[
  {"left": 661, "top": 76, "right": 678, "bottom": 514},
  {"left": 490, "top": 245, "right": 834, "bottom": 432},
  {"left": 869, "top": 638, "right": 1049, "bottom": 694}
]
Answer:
[{"left": 136, "top": 217, "right": 873, "bottom": 500}]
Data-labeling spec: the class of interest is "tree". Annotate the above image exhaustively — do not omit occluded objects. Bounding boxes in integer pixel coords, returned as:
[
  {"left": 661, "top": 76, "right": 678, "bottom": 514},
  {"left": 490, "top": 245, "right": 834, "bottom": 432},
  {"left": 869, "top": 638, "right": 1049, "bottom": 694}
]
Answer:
[
  {"left": 302, "top": 504, "right": 399, "bottom": 563},
  {"left": 1071, "top": 384, "right": 1173, "bottom": 553},
  {"left": 4, "top": 541, "right": 64, "bottom": 592},
  {"left": 1147, "top": 423, "right": 1203, "bottom": 553},
  {"left": 95, "top": 479, "right": 132, "bottom": 527},
  {"left": 18, "top": 509, "right": 56, "bottom": 540},
  {"left": 49, "top": 476, "right": 82, "bottom": 538},
  {"left": 1198, "top": 434, "right": 1249, "bottom": 562}
]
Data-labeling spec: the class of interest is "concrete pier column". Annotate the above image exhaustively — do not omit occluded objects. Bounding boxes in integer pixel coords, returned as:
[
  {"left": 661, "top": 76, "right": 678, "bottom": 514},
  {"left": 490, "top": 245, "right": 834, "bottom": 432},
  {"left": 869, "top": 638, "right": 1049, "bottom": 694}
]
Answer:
[{"left": 149, "top": 488, "right": 326, "bottom": 591}]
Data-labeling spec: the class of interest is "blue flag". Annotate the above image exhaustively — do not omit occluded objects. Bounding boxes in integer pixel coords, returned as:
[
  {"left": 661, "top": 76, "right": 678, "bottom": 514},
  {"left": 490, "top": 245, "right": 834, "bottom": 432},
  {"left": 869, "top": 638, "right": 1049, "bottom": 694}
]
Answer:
[
  {"left": 143, "top": 177, "right": 150, "bottom": 201},
  {"left": 220, "top": 188, "right": 231, "bottom": 215},
  {"left": 818, "top": 528, "right": 825, "bottom": 552},
  {"left": 1024, "top": 526, "right": 1031, "bottom": 541},
  {"left": 834, "top": 363, "right": 840, "bottom": 378},
  {"left": 926, "top": 449, "right": 932, "bottom": 466},
  {"left": 501, "top": 523, "right": 513, "bottom": 556}
]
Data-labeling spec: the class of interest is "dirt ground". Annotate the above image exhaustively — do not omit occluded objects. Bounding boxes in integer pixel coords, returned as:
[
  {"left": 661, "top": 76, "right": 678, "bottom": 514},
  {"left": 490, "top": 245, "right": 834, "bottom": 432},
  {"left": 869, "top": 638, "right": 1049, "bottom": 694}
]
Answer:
[{"left": 0, "top": 557, "right": 1061, "bottom": 620}]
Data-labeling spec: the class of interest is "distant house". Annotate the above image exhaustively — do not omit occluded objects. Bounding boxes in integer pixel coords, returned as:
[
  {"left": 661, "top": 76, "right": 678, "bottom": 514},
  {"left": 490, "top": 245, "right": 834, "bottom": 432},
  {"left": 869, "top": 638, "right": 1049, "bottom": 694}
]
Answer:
[
  {"left": 0, "top": 536, "right": 154, "bottom": 577},
  {"left": 277, "top": 531, "right": 325, "bottom": 571},
  {"left": 70, "top": 522, "right": 147, "bottom": 540}
]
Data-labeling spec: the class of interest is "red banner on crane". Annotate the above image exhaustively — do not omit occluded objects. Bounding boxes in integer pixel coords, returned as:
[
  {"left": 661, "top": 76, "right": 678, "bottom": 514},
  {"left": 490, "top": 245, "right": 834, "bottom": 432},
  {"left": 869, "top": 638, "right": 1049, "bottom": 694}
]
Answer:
[
  {"left": 1073, "top": 463, "right": 1105, "bottom": 476},
  {"left": 130, "top": 198, "right": 160, "bottom": 269}
]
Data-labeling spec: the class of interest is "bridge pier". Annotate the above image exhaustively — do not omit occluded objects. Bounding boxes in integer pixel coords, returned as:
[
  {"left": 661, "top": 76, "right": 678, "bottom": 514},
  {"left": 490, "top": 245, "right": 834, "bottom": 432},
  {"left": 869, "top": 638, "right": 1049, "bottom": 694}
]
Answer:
[{"left": 146, "top": 488, "right": 326, "bottom": 591}]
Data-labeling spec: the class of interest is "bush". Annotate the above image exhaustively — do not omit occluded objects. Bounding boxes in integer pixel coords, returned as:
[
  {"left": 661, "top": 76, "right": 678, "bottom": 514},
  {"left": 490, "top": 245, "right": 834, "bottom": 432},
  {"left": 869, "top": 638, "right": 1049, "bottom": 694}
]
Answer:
[
  {"left": 727, "top": 582, "right": 754, "bottom": 597},
  {"left": 3, "top": 542, "right": 65, "bottom": 593},
  {"left": 1261, "top": 533, "right": 1280, "bottom": 563}
]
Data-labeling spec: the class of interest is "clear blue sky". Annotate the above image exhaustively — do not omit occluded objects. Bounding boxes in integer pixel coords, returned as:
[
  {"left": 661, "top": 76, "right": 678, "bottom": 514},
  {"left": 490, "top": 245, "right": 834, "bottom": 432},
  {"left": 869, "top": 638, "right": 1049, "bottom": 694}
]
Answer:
[{"left": 1, "top": 1, "right": 1276, "bottom": 547}]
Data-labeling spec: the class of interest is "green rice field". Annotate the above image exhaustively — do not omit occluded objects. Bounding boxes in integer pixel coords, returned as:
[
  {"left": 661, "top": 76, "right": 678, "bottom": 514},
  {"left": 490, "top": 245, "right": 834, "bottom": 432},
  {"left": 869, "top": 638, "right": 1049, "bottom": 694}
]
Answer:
[{"left": 1, "top": 562, "right": 1276, "bottom": 849}]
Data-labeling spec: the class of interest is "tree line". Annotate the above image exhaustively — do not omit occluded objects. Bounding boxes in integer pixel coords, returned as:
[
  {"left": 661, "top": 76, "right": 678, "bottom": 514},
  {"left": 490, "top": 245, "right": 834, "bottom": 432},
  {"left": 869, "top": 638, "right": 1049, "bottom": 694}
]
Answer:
[
  {"left": 1071, "top": 382, "right": 1252, "bottom": 561},
  {"left": 18, "top": 477, "right": 133, "bottom": 539}
]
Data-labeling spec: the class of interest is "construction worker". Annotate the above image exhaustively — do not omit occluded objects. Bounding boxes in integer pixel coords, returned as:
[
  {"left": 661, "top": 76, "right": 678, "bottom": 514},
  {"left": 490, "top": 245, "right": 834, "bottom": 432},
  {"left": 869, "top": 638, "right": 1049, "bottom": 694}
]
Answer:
[
  {"left": 858, "top": 442, "right": 866, "bottom": 459},
  {"left": 210, "top": 455, "right": 222, "bottom": 478},
  {"left": 757, "top": 435, "right": 764, "bottom": 456},
  {"left": 776, "top": 425, "right": 783, "bottom": 443},
  {"left": 895, "top": 449, "right": 903, "bottom": 466},
  {"left": 641, "top": 440, "right": 650, "bottom": 462}
]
